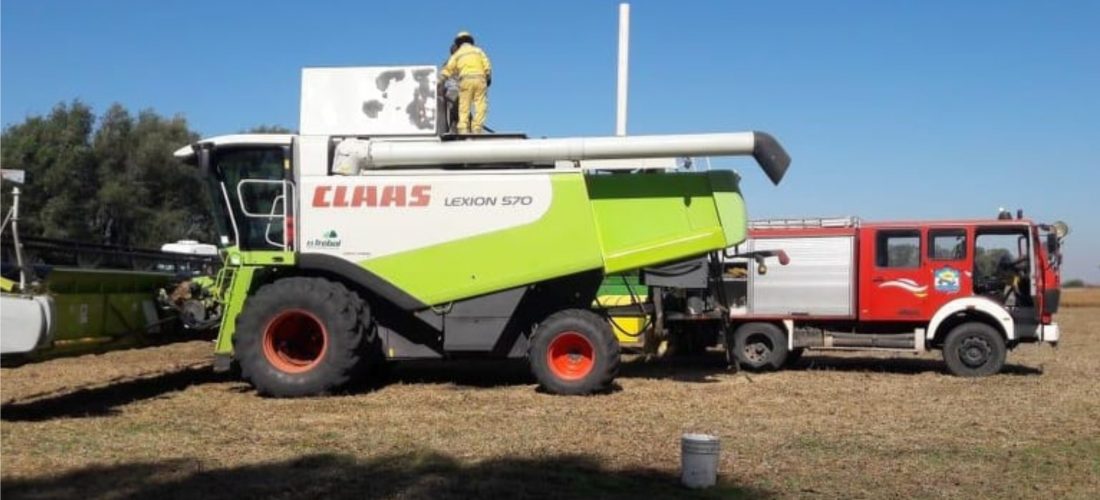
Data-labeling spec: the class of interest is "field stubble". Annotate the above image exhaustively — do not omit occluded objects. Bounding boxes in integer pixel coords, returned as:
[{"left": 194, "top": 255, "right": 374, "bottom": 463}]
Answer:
[{"left": 2, "top": 299, "right": 1098, "bottom": 499}]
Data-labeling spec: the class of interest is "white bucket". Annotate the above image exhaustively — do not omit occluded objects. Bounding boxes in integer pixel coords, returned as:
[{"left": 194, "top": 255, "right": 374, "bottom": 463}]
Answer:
[{"left": 681, "top": 433, "right": 720, "bottom": 489}]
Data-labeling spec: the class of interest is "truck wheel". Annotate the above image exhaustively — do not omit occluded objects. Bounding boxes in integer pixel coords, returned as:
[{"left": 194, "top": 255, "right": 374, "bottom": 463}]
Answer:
[
  {"left": 529, "top": 309, "right": 620, "bottom": 395},
  {"left": 234, "top": 277, "right": 372, "bottom": 397},
  {"left": 942, "top": 323, "right": 1006, "bottom": 377},
  {"left": 732, "top": 322, "right": 788, "bottom": 371}
]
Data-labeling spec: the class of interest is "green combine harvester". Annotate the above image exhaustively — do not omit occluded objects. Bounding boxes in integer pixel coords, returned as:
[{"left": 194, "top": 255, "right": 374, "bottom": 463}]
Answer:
[{"left": 170, "top": 66, "right": 791, "bottom": 397}]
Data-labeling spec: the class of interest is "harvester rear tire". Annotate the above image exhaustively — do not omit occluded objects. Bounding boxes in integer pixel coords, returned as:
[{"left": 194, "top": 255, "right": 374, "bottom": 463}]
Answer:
[
  {"left": 234, "top": 277, "right": 372, "bottom": 397},
  {"left": 529, "top": 309, "right": 620, "bottom": 395}
]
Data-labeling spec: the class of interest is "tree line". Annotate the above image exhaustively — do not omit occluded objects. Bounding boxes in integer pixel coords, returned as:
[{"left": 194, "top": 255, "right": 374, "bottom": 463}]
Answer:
[{"left": 1, "top": 100, "right": 288, "bottom": 250}]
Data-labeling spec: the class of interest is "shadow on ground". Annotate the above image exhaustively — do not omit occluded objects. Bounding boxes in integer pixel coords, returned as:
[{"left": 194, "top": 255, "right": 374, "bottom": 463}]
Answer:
[
  {"left": 0, "top": 451, "right": 770, "bottom": 500},
  {"left": 383, "top": 352, "right": 735, "bottom": 389},
  {"left": 383, "top": 359, "right": 534, "bottom": 388},
  {"left": 789, "top": 355, "right": 1042, "bottom": 376},
  {"left": 1, "top": 364, "right": 229, "bottom": 422}
]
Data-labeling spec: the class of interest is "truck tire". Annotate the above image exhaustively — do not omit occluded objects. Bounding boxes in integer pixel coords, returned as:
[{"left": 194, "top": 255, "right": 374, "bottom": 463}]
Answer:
[
  {"left": 529, "top": 309, "right": 620, "bottom": 395},
  {"left": 732, "top": 322, "right": 788, "bottom": 371},
  {"left": 942, "top": 322, "right": 1006, "bottom": 377},
  {"left": 234, "top": 277, "right": 372, "bottom": 397}
]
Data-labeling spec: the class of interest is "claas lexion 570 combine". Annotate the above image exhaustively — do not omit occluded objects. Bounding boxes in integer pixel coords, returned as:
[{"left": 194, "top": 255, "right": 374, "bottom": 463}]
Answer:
[{"left": 174, "top": 66, "right": 790, "bottom": 396}]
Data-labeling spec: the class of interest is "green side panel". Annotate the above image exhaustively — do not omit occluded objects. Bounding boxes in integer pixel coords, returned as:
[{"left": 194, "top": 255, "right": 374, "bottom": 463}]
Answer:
[
  {"left": 215, "top": 266, "right": 257, "bottom": 355},
  {"left": 355, "top": 170, "right": 747, "bottom": 306},
  {"left": 36, "top": 268, "right": 175, "bottom": 341},
  {"left": 240, "top": 250, "right": 295, "bottom": 266},
  {"left": 707, "top": 170, "right": 748, "bottom": 247},
  {"left": 45, "top": 268, "right": 175, "bottom": 294},
  {"left": 51, "top": 293, "right": 155, "bottom": 340},
  {"left": 597, "top": 272, "right": 644, "bottom": 297},
  {"left": 361, "top": 174, "right": 604, "bottom": 305},
  {"left": 586, "top": 170, "right": 747, "bottom": 274}
]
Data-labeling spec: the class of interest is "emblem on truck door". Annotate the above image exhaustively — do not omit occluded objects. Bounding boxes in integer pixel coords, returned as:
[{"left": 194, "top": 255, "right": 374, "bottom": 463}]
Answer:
[{"left": 934, "top": 267, "right": 961, "bottom": 294}]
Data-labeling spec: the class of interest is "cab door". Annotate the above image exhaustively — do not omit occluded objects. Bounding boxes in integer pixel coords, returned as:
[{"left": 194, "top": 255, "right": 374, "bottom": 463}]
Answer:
[
  {"left": 859, "top": 227, "right": 927, "bottom": 321},
  {"left": 212, "top": 145, "right": 294, "bottom": 251},
  {"left": 925, "top": 227, "right": 972, "bottom": 313}
]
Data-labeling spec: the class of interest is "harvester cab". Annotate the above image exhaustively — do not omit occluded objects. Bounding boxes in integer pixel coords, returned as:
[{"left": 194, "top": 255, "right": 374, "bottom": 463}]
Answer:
[{"left": 174, "top": 65, "right": 791, "bottom": 397}]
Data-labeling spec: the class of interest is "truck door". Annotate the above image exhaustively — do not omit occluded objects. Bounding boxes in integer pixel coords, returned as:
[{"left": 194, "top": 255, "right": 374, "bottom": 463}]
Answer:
[
  {"left": 859, "top": 228, "right": 926, "bottom": 321},
  {"left": 926, "top": 227, "right": 971, "bottom": 312}
]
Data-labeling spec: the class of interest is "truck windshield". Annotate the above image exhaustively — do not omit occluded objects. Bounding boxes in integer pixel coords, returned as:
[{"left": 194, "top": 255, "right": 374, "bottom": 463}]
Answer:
[
  {"left": 975, "top": 229, "right": 1031, "bottom": 306},
  {"left": 213, "top": 147, "right": 287, "bottom": 250}
]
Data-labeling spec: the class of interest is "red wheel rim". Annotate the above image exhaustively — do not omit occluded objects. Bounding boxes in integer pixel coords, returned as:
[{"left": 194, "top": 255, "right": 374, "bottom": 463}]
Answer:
[
  {"left": 546, "top": 331, "right": 595, "bottom": 381},
  {"left": 262, "top": 309, "right": 328, "bottom": 373}
]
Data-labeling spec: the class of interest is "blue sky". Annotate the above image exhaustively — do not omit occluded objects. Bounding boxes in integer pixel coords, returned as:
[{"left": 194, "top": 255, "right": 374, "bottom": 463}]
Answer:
[{"left": 3, "top": 0, "right": 1098, "bottom": 282}]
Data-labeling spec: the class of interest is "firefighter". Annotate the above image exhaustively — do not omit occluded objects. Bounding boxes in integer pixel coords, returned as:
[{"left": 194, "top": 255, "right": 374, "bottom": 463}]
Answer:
[
  {"left": 441, "top": 31, "right": 492, "bottom": 134},
  {"left": 442, "top": 43, "right": 461, "bottom": 133}
]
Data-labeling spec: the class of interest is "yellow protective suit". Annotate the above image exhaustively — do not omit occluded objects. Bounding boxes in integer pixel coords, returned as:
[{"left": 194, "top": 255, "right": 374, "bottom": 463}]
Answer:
[{"left": 441, "top": 43, "right": 491, "bottom": 133}]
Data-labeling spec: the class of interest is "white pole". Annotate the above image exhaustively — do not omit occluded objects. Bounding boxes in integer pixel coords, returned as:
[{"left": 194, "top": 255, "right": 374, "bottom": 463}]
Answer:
[
  {"left": 12, "top": 187, "right": 26, "bottom": 291},
  {"left": 616, "top": 3, "right": 630, "bottom": 136}
]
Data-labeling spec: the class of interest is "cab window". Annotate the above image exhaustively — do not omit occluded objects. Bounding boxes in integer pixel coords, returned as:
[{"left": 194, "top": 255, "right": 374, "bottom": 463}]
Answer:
[
  {"left": 929, "top": 229, "right": 967, "bottom": 260},
  {"left": 214, "top": 147, "right": 287, "bottom": 250},
  {"left": 974, "top": 228, "right": 1032, "bottom": 305},
  {"left": 876, "top": 230, "right": 921, "bottom": 268}
]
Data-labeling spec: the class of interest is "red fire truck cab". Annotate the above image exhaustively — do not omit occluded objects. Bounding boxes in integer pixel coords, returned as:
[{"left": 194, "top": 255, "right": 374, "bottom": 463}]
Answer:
[{"left": 704, "top": 213, "right": 1068, "bottom": 376}]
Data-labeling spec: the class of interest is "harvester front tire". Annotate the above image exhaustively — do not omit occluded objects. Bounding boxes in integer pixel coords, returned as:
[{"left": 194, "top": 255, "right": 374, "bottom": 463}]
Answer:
[
  {"left": 530, "top": 309, "right": 620, "bottom": 395},
  {"left": 942, "top": 322, "right": 1006, "bottom": 377},
  {"left": 234, "top": 277, "right": 371, "bottom": 397},
  {"left": 731, "top": 322, "right": 788, "bottom": 371}
]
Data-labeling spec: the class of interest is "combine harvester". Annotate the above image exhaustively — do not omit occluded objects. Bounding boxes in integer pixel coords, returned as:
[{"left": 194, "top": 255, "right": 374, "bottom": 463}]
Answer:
[
  {"left": 1, "top": 175, "right": 218, "bottom": 364},
  {"left": 172, "top": 65, "right": 791, "bottom": 396}
]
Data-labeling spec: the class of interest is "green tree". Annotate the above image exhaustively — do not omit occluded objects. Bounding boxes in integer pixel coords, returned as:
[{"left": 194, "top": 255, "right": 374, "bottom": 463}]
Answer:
[
  {"left": 246, "top": 125, "right": 294, "bottom": 134},
  {"left": 2, "top": 100, "right": 295, "bottom": 251},
  {"left": 2, "top": 101, "right": 98, "bottom": 241},
  {"left": 2, "top": 101, "right": 213, "bottom": 250}
]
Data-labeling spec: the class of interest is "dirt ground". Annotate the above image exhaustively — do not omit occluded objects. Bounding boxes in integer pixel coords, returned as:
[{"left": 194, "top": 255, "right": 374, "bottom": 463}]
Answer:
[{"left": 3, "top": 293, "right": 1098, "bottom": 499}]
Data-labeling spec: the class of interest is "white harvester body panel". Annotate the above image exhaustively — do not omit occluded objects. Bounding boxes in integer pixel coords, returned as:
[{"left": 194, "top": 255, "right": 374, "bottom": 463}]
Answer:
[
  {"left": 298, "top": 171, "right": 555, "bottom": 260},
  {"left": 300, "top": 66, "right": 439, "bottom": 136}
]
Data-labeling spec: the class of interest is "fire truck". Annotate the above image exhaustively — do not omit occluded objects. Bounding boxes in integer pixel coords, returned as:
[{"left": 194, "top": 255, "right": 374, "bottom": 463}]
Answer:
[{"left": 611, "top": 213, "right": 1067, "bottom": 376}]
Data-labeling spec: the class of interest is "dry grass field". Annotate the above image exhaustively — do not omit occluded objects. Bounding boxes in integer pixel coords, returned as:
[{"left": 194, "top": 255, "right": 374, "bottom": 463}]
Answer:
[
  {"left": 1062, "top": 287, "right": 1100, "bottom": 308},
  {"left": 3, "top": 301, "right": 1099, "bottom": 499}
]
